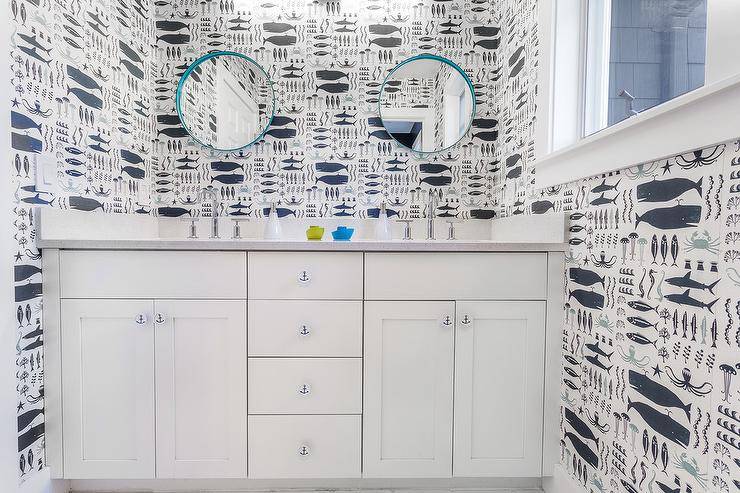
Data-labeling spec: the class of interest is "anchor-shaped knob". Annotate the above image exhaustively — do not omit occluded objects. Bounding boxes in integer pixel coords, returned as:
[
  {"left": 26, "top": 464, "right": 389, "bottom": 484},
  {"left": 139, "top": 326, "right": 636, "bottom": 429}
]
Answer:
[
  {"left": 461, "top": 315, "right": 471, "bottom": 325},
  {"left": 154, "top": 313, "right": 166, "bottom": 324},
  {"left": 298, "top": 383, "right": 311, "bottom": 395},
  {"left": 297, "top": 270, "right": 311, "bottom": 284},
  {"left": 298, "top": 444, "right": 310, "bottom": 457},
  {"left": 299, "top": 324, "right": 310, "bottom": 336},
  {"left": 135, "top": 314, "right": 147, "bottom": 325},
  {"left": 441, "top": 315, "right": 453, "bottom": 327}
]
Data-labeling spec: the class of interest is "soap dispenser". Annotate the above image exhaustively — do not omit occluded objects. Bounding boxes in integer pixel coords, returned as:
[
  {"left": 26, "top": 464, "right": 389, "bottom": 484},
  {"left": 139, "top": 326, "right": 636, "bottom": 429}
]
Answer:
[
  {"left": 375, "top": 201, "right": 392, "bottom": 240},
  {"left": 264, "top": 202, "right": 282, "bottom": 240}
]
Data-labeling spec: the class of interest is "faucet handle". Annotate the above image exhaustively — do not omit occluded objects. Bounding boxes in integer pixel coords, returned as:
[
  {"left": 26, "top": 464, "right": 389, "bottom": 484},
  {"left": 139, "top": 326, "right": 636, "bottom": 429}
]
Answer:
[
  {"left": 396, "top": 219, "right": 413, "bottom": 240},
  {"left": 180, "top": 217, "right": 198, "bottom": 239},
  {"left": 230, "top": 217, "right": 249, "bottom": 239}
]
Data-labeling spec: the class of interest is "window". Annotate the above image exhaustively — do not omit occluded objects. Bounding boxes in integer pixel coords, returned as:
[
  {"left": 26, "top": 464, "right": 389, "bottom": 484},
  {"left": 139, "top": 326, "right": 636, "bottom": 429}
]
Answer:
[{"left": 584, "top": 0, "right": 708, "bottom": 135}]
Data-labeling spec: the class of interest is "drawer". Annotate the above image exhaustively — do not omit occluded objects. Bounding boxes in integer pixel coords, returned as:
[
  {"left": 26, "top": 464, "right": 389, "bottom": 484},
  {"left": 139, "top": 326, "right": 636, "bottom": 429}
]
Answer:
[
  {"left": 60, "top": 251, "right": 246, "bottom": 299},
  {"left": 248, "top": 252, "right": 362, "bottom": 299},
  {"left": 365, "top": 253, "right": 547, "bottom": 300},
  {"left": 248, "top": 358, "right": 361, "bottom": 414},
  {"left": 249, "top": 300, "right": 362, "bottom": 357},
  {"left": 248, "top": 415, "right": 361, "bottom": 478}
]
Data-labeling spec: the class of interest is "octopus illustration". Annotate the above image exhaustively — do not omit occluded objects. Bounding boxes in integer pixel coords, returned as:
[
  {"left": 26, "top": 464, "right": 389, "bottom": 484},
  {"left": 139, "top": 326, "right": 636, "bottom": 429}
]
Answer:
[
  {"left": 591, "top": 250, "right": 617, "bottom": 268},
  {"left": 666, "top": 366, "right": 713, "bottom": 396},
  {"left": 675, "top": 144, "right": 725, "bottom": 169},
  {"left": 618, "top": 345, "right": 650, "bottom": 368}
]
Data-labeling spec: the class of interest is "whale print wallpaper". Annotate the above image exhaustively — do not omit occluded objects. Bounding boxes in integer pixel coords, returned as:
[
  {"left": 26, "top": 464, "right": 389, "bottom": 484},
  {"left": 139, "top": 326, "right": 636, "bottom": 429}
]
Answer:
[
  {"left": 9, "top": 0, "right": 155, "bottom": 482},
  {"left": 151, "top": 0, "right": 538, "bottom": 220},
  {"left": 532, "top": 141, "right": 740, "bottom": 493}
]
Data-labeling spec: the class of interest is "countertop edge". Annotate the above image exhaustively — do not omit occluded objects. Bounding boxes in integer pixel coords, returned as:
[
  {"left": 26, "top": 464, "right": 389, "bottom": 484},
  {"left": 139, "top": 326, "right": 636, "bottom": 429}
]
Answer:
[{"left": 36, "top": 238, "right": 567, "bottom": 252}]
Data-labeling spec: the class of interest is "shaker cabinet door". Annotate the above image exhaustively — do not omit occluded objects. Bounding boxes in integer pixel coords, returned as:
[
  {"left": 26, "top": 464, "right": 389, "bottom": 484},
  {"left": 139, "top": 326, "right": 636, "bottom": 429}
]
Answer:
[
  {"left": 453, "top": 301, "right": 546, "bottom": 477},
  {"left": 61, "top": 299, "right": 155, "bottom": 479},
  {"left": 363, "top": 301, "right": 455, "bottom": 478},
  {"left": 154, "top": 300, "right": 247, "bottom": 478}
]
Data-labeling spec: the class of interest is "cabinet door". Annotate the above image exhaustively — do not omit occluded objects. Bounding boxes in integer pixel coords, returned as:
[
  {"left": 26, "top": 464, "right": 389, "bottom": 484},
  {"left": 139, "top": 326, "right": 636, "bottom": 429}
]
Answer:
[
  {"left": 363, "top": 301, "right": 455, "bottom": 477},
  {"left": 61, "top": 299, "right": 155, "bottom": 478},
  {"left": 453, "top": 301, "right": 546, "bottom": 477},
  {"left": 155, "top": 300, "right": 247, "bottom": 478}
]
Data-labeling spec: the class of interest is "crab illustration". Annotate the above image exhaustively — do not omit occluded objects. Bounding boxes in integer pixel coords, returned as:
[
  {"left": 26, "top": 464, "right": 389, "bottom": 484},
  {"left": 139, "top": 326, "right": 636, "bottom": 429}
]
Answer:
[
  {"left": 673, "top": 453, "right": 707, "bottom": 489},
  {"left": 684, "top": 230, "right": 720, "bottom": 254},
  {"left": 595, "top": 314, "right": 614, "bottom": 333}
]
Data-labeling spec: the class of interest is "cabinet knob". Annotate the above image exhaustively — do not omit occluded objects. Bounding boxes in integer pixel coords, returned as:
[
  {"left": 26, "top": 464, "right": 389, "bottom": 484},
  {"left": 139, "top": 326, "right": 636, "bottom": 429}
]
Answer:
[
  {"left": 460, "top": 315, "right": 472, "bottom": 325},
  {"left": 440, "top": 315, "right": 453, "bottom": 327},
  {"left": 154, "top": 313, "right": 166, "bottom": 324},
  {"left": 135, "top": 314, "right": 147, "bottom": 325},
  {"left": 297, "top": 270, "right": 311, "bottom": 284},
  {"left": 299, "top": 324, "right": 311, "bottom": 337},
  {"left": 298, "top": 383, "right": 311, "bottom": 396},
  {"left": 298, "top": 444, "right": 311, "bottom": 457}
]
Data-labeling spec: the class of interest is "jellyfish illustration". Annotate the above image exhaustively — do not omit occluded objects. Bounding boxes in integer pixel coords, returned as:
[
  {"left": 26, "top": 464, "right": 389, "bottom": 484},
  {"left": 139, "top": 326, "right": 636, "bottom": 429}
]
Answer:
[{"left": 719, "top": 363, "right": 737, "bottom": 402}]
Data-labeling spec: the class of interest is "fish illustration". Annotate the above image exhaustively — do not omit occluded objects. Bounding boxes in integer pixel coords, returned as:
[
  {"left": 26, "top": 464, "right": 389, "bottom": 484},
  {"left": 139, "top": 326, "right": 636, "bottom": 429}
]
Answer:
[
  {"left": 155, "top": 20, "right": 189, "bottom": 31},
  {"left": 420, "top": 176, "right": 452, "bottom": 187},
  {"left": 473, "top": 26, "right": 500, "bottom": 37},
  {"left": 263, "top": 21, "right": 295, "bottom": 33},
  {"left": 157, "top": 207, "right": 191, "bottom": 217},
  {"left": 472, "top": 118, "right": 497, "bottom": 129},
  {"left": 67, "top": 86, "right": 103, "bottom": 109},
  {"left": 210, "top": 161, "right": 243, "bottom": 172},
  {"left": 211, "top": 174, "right": 244, "bottom": 185},
  {"left": 564, "top": 408, "right": 599, "bottom": 446},
  {"left": 419, "top": 163, "right": 452, "bottom": 174},
  {"left": 568, "top": 289, "right": 604, "bottom": 310},
  {"left": 316, "top": 174, "right": 348, "bottom": 186},
  {"left": 69, "top": 196, "right": 104, "bottom": 212},
  {"left": 627, "top": 316, "right": 658, "bottom": 330},
  {"left": 118, "top": 41, "right": 143, "bottom": 64},
  {"left": 157, "top": 33, "right": 191, "bottom": 44},
  {"left": 15, "top": 283, "right": 42, "bottom": 302},
  {"left": 261, "top": 207, "right": 296, "bottom": 218},
  {"left": 156, "top": 114, "right": 181, "bottom": 126},
  {"left": 315, "top": 162, "right": 348, "bottom": 173},
  {"left": 121, "top": 166, "right": 145, "bottom": 179},
  {"left": 628, "top": 371, "right": 691, "bottom": 418},
  {"left": 506, "top": 167, "right": 521, "bottom": 179},
  {"left": 585, "top": 354, "right": 612, "bottom": 372},
  {"left": 591, "top": 179, "right": 620, "bottom": 194},
  {"left": 12, "top": 133, "right": 42, "bottom": 153},
  {"left": 590, "top": 193, "right": 617, "bottom": 206},
  {"left": 157, "top": 127, "right": 190, "bottom": 138},
  {"left": 635, "top": 204, "right": 701, "bottom": 230},
  {"left": 664, "top": 289, "right": 717, "bottom": 312},
  {"left": 14, "top": 265, "right": 41, "bottom": 282},
  {"left": 264, "top": 34, "right": 296, "bottom": 46},
  {"left": 18, "top": 423, "right": 44, "bottom": 452},
  {"left": 120, "top": 149, "right": 144, "bottom": 165},
  {"left": 369, "top": 129, "right": 392, "bottom": 140},
  {"left": 470, "top": 209, "right": 496, "bottom": 219},
  {"left": 665, "top": 272, "right": 719, "bottom": 294},
  {"left": 656, "top": 482, "right": 680, "bottom": 493},
  {"left": 473, "top": 38, "right": 500, "bottom": 50},
  {"left": 11, "top": 111, "right": 42, "bottom": 133},
  {"left": 472, "top": 130, "right": 498, "bottom": 141},
  {"left": 531, "top": 200, "right": 555, "bottom": 214},
  {"left": 317, "top": 82, "right": 349, "bottom": 93},
  {"left": 626, "top": 333, "right": 657, "bottom": 348},
  {"left": 637, "top": 177, "right": 702, "bottom": 202},
  {"left": 270, "top": 115, "right": 296, "bottom": 127},
  {"left": 585, "top": 341, "right": 612, "bottom": 360},
  {"left": 17, "top": 33, "right": 51, "bottom": 53},
  {"left": 19, "top": 45, "right": 51, "bottom": 64},
  {"left": 18, "top": 408, "right": 43, "bottom": 431},
  {"left": 627, "top": 398, "right": 690, "bottom": 447},
  {"left": 569, "top": 267, "right": 605, "bottom": 287},
  {"left": 21, "top": 193, "right": 53, "bottom": 206},
  {"left": 66, "top": 65, "right": 103, "bottom": 92},
  {"left": 627, "top": 300, "right": 658, "bottom": 314},
  {"left": 315, "top": 69, "right": 350, "bottom": 82},
  {"left": 369, "top": 36, "right": 402, "bottom": 48},
  {"left": 369, "top": 24, "right": 401, "bottom": 35},
  {"left": 121, "top": 59, "right": 144, "bottom": 79},
  {"left": 564, "top": 431, "right": 598, "bottom": 468},
  {"left": 264, "top": 128, "right": 296, "bottom": 139}
]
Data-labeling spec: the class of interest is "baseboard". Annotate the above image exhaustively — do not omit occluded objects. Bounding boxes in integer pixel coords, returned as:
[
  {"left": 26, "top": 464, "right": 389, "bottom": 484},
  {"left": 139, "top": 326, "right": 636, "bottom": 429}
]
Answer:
[
  {"left": 68, "top": 477, "right": 543, "bottom": 492},
  {"left": 542, "top": 464, "right": 583, "bottom": 493}
]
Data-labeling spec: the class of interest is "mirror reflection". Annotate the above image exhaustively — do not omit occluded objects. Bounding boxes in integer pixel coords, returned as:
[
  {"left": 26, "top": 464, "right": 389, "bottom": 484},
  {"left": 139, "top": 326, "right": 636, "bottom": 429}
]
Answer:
[
  {"left": 177, "top": 52, "right": 274, "bottom": 151},
  {"left": 379, "top": 56, "right": 475, "bottom": 154}
]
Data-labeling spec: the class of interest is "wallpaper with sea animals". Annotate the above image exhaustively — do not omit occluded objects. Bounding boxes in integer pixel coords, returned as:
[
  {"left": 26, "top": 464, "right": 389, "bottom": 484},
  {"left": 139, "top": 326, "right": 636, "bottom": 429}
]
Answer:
[
  {"left": 534, "top": 141, "right": 740, "bottom": 493},
  {"left": 152, "top": 0, "right": 538, "bottom": 220},
  {"left": 8, "top": 0, "right": 156, "bottom": 482}
]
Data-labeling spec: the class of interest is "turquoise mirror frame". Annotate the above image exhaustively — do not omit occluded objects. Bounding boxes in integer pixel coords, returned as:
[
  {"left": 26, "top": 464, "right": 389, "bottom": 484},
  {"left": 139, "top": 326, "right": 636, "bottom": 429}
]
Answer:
[
  {"left": 378, "top": 54, "right": 476, "bottom": 155},
  {"left": 175, "top": 51, "right": 276, "bottom": 152}
]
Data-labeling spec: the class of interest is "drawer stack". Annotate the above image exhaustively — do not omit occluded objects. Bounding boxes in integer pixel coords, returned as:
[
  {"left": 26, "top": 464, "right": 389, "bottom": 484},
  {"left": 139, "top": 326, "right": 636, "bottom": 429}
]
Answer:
[{"left": 247, "top": 252, "right": 363, "bottom": 478}]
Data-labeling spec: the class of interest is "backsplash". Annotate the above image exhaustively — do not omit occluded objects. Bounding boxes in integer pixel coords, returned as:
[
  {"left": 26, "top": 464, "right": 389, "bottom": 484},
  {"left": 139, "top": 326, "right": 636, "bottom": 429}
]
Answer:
[
  {"left": 151, "top": 0, "right": 538, "bottom": 220},
  {"left": 535, "top": 141, "right": 740, "bottom": 493},
  {"left": 9, "top": 0, "right": 155, "bottom": 482}
]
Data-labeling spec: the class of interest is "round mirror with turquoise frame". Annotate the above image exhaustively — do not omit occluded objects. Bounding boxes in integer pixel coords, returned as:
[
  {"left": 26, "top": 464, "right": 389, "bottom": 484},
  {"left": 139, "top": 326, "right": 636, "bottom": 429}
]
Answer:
[
  {"left": 378, "top": 54, "right": 476, "bottom": 154},
  {"left": 176, "top": 51, "right": 275, "bottom": 152}
]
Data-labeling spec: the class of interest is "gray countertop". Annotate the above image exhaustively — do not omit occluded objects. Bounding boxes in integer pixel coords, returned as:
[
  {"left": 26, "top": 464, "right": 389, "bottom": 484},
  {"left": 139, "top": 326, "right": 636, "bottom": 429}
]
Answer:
[{"left": 37, "top": 237, "right": 566, "bottom": 252}]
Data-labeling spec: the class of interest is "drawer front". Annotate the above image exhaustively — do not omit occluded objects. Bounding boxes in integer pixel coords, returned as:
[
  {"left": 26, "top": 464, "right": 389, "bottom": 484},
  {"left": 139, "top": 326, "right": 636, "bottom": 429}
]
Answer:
[
  {"left": 248, "top": 415, "right": 361, "bottom": 478},
  {"left": 60, "top": 251, "right": 246, "bottom": 299},
  {"left": 248, "top": 358, "right": 361, "bottom": 414},
  {"left": 248, "top": 252, "right": 362, "bottom": 299},
  {"left": 249, "top": 300, "right": 362, "bottom": 357},
  {"left": 365, "top": 253, "right": 547, "bottom": 300}
]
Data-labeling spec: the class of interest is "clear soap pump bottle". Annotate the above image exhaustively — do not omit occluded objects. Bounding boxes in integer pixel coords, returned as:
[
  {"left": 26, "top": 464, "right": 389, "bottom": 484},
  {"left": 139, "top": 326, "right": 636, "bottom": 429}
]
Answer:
[
  {"left": 264, "top": 202, "right": 282, "bottom": 240},
  {"left": 375, "top": 201, "right": 392, "bottom": 240}
]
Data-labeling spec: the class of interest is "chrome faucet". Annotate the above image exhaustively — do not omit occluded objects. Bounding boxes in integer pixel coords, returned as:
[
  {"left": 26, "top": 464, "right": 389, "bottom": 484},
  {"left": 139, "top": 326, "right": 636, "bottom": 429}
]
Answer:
[
  {"left": 199, "top": 186, "right": 220, "bottom": 238},
  {"left": 426, "top": 189, "right": 441, "bottom": 240}
]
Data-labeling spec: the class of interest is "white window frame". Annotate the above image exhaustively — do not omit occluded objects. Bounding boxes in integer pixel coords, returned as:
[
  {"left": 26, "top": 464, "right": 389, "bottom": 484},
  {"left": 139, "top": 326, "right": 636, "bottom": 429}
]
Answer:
[{"left": 535, "top": 0, "right": 740, "bottom": 188}]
